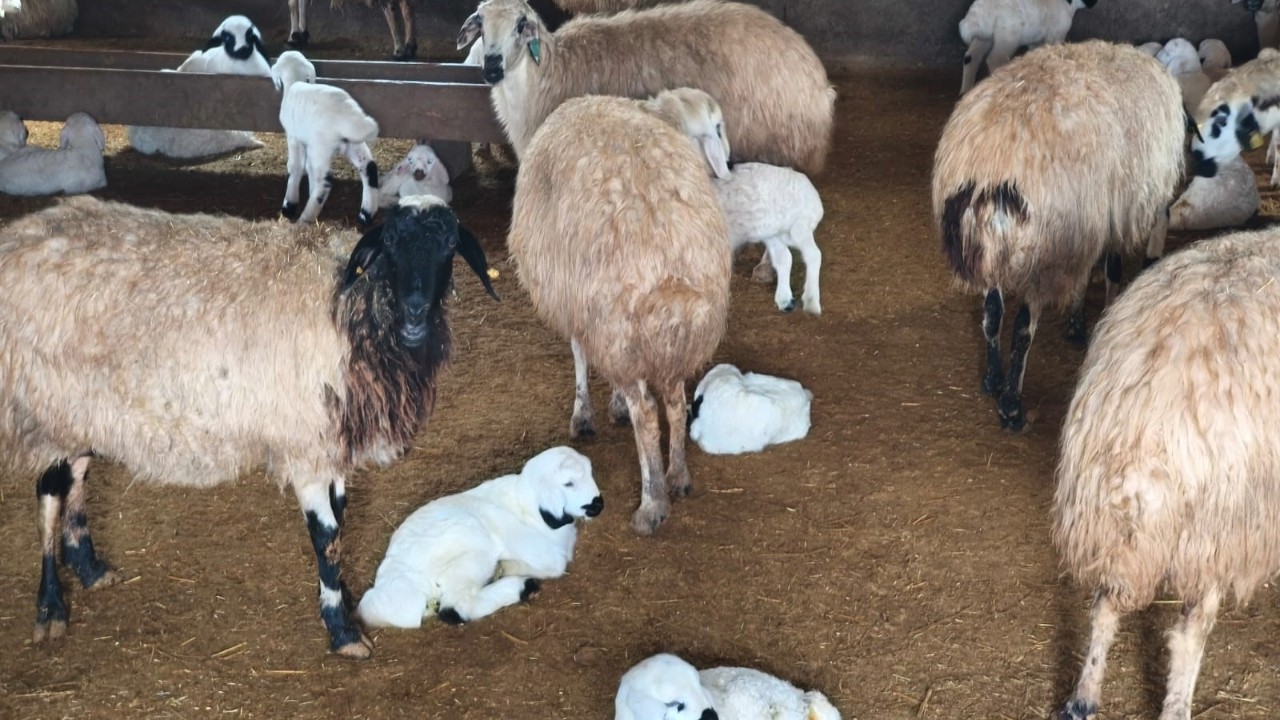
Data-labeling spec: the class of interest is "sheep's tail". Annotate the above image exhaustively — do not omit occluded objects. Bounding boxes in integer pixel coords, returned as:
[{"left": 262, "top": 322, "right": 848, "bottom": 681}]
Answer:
[
  {"left": 635, "top": 280, "right": 725, "bottom": 381},
  {"left": 804, "top": 690, "right": 842, "bottom": 720},
  {"left": 939, "top": 180, "right": 1027, "bottom": 285}
]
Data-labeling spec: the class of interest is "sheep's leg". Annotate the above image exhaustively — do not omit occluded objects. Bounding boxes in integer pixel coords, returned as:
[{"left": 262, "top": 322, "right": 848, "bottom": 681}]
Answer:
[
  {"left": 981, "top": 287, "right": 1004, "bottom": 397},
  {"left": 60, "top": 454, "right": 120, "bottom": 591},
  {"left": 397, "top": 0, "right": 417, "bottom": 60},
  {"left": 296, "top": 147, "right": 336, "bottom": 225},
  {"left": 763, "top": 236, "right": 795, "bottom": 312},
  {"left": 1144, "top": 207, "right": 1169, "bottom": 269},
  {"left": 1104, "top": 253, "right": 1122, "bottom": 304},
  {"left": 609, "top": 387, "right": 631, "bottom": 426},
  {"left": 961, "top": 36, "right": 994, "bottom": 95},
  {"left": 342, "top": 141, "right": 379, "bottom": 227},
  {"left": 281, "top": 138, "right": 306, "bottom": 220},
  {"left": 660, "top": 379, "right": 692, "bottom": 499},
  {"left": 381, "top": 2, "right": 405, "bottom": 60},
  {"left": 1060, "top": 589, "right": 1121, "bottom": 720},
  {"left": 1159, "top": 589, "right": 1222, "bottom": 720},
  {"left": 996, "top": 301, "right": 1036, "bottom": 432},
  {"left": 33, "top": 461, "right": 72, "bottom": 643},
  {"left": 751, "top": 246, "right": 777, "bottom": 284},
  {"left": 569, "top": 336, "right": 596, "bottom": 439},
  {"left": 793, "top": 226, "right": 823, "bottom": 315},
  {"left": 623, "top": 381, "right": 669, "bottom": 535},
  {"left": 1064, "top": 296, "right": 1087, "bottom": 348},
  {"left": 286, "top": 0, "right": 310, "bottom": 48},
  {"left": 437, "top": 576, "right": 540, "bottom": 625},
  {"left": 296, "top": 480, "right": 372, "bottom": 659}
]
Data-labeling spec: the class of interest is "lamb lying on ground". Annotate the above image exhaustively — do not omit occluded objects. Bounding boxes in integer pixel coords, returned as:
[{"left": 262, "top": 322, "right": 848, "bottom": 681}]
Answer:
[
  {"left": 616, "top": 653, "right": 841, "bottom": 720},
  {"left": 1169, "top": 154, "right": 1259, "bottom": 231},
  {"left": 356, "top": 446, "right": 603, "bottom": 628},
  {"left": 377, "top": 142, "right": 451, "bottom": 208},
  {"left": 688, "top": 364, "right": 812, "bottom": 455},
  {"left": 0, "top": 112, "right": 106, "bottom": 196},
  {"left": 0, "top": 111, "right": 27, "bottom": 160}
]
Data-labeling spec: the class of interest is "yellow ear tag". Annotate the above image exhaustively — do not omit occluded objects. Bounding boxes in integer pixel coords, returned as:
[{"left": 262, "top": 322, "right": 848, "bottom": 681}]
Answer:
[
  {"left": 356, "top": 266, "right": 365, "bottom": 276},
  {"left": 1250, "top": 131, "right": 1267, "bottom": 151},
  {"left": 487, "top": 268, "right": 500, "bottom": 280}
]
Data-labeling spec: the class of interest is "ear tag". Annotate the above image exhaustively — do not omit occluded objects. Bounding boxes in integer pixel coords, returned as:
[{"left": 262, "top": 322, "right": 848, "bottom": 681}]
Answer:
[
  {"left": 1250, "top": 131, "right": 1267, "bottom": 150},
  {"left": 487, "top": 268, "right": 500, "bottom": 280},
  {"left": 528, "top": 38, "right": 542, "bottom": 65},
  {"left": 356, "top": 266, "right": 365, "bottom": 276}
]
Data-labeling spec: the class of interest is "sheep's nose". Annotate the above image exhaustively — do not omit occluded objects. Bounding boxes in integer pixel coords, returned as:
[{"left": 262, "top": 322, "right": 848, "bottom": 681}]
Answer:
[
  {"left": 583, "top": 496, "right": 603, "bottom": 517},
  {"left": 699, "top": 710, "right": 719, "bottom": 720},
  {"left": 482, "top": 55, "right": 504, "bottom": 84},
  {"left": 403, "top": 294, "right": 429, "bottom": 325}
]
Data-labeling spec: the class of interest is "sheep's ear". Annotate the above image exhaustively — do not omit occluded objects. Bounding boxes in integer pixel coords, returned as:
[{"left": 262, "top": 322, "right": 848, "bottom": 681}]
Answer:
[
  {"left": 517, "top": 15, "right": 543, "bottom": 65},
  {"left": 456, "top": 225, "right": 500, "bottom": 301},
  {"left": 250, "top": 30, "right": 269, "bottom": 60},
  {"left": 342, "top": 224, "right": 386, "bottom": 290},
  {"left": 457, "top": 12, "right": 482, "bottom": 50},
  {"left": 203, "top": 35, "right": 223, "bottom": 51}
]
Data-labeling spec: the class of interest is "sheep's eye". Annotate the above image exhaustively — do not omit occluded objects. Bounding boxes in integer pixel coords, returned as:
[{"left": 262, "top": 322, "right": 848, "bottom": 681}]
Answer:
[
  {"left": 516, "top": 15, "right": 527, "bottom": 34},
  {"left": 665, "top": 701, "right": 686, "bottom": 712},
  {"left": 563, "top": 481, "right": 573, "bottom": 488}
]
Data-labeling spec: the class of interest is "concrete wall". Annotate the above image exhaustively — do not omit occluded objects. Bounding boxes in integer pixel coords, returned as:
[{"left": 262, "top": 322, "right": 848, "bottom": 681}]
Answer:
[{"left": 76, "top": 0, "right": 1266, "bottom": 69}]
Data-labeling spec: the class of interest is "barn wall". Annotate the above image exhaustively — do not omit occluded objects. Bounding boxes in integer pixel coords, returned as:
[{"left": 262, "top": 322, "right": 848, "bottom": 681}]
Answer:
[{"left": 76, "top": 0, "right": 1265, "bottom": 69}]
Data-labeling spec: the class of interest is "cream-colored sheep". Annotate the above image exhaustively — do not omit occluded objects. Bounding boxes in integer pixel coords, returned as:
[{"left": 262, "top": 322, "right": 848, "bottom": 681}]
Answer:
[{"left": 933, "top": 40, "right": 1184, "bottom": 431}]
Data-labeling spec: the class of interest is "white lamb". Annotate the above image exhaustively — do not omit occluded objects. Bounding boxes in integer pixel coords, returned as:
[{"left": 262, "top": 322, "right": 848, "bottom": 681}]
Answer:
[
  {"left": 1157, "top": 38, "right": 1212, "bottom": 111},
  {"left": 616, "top": 653, "right": 841, "bottom": 720},
  {"left": 1169, "top": 154, "right": 1259, "bottom": 231},
  {"left": 200, "top": 15, "right": 271, "bottom": 76},
  {"left": 0, "top": 110, "right": 28, "bottom": 160},
  {"left": 355, "top": 446, "right": 603, "bottom": 629},
  {"left": 0, "top": 113, "right": 106, "bottom": 197},
  {"left": 377, "top": 142, "right": 451, "bottom": 208},
  {"left": 958, "top": 0, "right": 1098, "bottom": 95},
  {"left": 688, "top": 364, "right": 812, "bottom": 456},
  {"left": 1199, "top": 38, "right": 1232, "bottom": 81},
  {"left": 271, "top": 50, "right": 381, "bottom": 226}
]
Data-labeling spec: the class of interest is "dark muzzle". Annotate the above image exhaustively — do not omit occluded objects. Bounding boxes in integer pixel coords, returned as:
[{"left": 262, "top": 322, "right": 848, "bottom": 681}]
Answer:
[
  {"left": 482, "top": 55, "right": 504, "bottom": 84},
  {"left": 583, "top": 496, "right": 604, "bottom": 518},
  {"left": 699, "top": 710, "right": 719, "bottom": 720}
]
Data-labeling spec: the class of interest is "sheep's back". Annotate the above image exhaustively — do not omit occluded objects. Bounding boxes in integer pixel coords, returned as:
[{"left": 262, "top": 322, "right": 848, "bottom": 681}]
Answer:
[
  {"left": 0, "top": 197, "right": 350, "bottom": 486},
  {"left": 1053, "top": 228, "right": 1280, "bottom": 611},
  {"left": 932, "top": 40, "right": 1184, "bottom": 310},
  {"left": 509, "top": 96, "right": 730, "bottom": 389}
]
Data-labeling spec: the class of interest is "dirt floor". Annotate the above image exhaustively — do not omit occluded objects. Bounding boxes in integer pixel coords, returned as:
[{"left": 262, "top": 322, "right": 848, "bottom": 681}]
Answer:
[{"left": 3, "top": 51, "right": 1280, "bottom": 720}]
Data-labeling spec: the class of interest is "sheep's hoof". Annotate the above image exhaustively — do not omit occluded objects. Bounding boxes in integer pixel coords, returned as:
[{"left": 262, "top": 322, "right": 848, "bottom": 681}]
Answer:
[
  {"left": 570, "top": 414, "right": 596, "bottom": 440},
  {"left": 608, "top": 394, "right": 631, "bottom": 427},
  {"left": 802, "top": 301, "right": 822, "bottom": 316},
  {"left": 630, "top": 500, "right": 669, "bottom": 536},
  {"left": 666, "top": 469, "right": 691, "bottom": 499},
  {"left": 751, "top": 261, "right": 776, "bottom": 284},
  {"left": 32, "top": 620, "right": 66, "bottom": 644},
  {"left": 1058, "top": 699, "right": 1098, "bottom": 720},
  {"left": 86, "top": 567, "right": 123, "bottom": 591},
  {"left": 778, "top": 299, "right": 796, "bottom": 313},
  {"left": 998, "top": 398, "right": 1027, "bottom": 433},
  {"left": 437, "top": 607, "right": 466, "bottom": 626},
  {"left": 334, "top": 634, "right": 374, "bottom": 660},
  {"left": 357, "top": 209, "right": 373, "bottom": 227},
  {"left": 281, "top": 202, "right": 300, "bottom": 221},
  {"left": 519, "top": 579, "right": 541, "bottom": 603},
  {"left": 286, "top": 30, "right": 310, "bottom": 48},
  {"left": 981, "top": 371, "right": 1004, "bottom": 398},
  {"left": 1064, "top": 319, "right": 1087, "bottom": 348},
  {"left": 392, "top": 41, "right": 418, "bottom": 61}
]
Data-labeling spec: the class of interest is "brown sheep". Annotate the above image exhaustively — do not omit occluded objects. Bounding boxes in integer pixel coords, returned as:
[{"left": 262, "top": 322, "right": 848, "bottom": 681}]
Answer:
[{"left": 329, "top": 0, "right": 419, "bottom": 60}]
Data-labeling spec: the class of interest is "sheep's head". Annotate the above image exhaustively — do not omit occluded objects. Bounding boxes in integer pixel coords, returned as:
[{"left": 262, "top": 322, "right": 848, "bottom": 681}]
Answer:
[
  {"left": 205, "top": 15, "right": 268, "bottom": 62},
  {"left": 271, "top": 50, "right": 316, "bottom": 92},
  {"left": 1191, "top": 99, "right": 1269, "bottom": 178},
  {"left": 521, "top": 447, "right": 602, "bottom": 529},
  {"left": 406, "top": 143, "right": 449, "bottom": 185},
  {"left": 457, "top": 0, "right": 544, "bottom": 86},
  {"left": 644, "top": 88, "right": 731, "bottom": 180},
  {"left": 1157, "top": 38, "right": 1200, "bottom": 76},
  {"left": 0, "top": 110, "right": 28, "bottom": 150},
  {"left": 616, "top": 655, "right": 719, "bottom": 720},
  {"left": 341, "top": 196, "right": 499, "bottom": 349},
  {"left": 59, "top": 113, "right": 105, "bottom": 154}
]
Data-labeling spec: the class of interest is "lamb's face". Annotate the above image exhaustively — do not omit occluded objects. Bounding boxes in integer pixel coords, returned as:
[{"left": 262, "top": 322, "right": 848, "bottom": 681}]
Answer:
[
  {"left": 206, "top": 15, "right": 267, "bottom": 62},
  {"left": 406, "top": 144, "right": 448, "bottom": 185},
  {"left": 60, "top": 113, "right": 105, "bottom": 154},
  {"left": 616, "top": 655, "right": 719, "bottom": 720},
  {"left": 1191, "top": 100, "right": 1268, "bottom": 178},
  {"left": 523, "top": 447, "right": 603, "bottom": 528},
  {"left": 457, "top": 0, "right": 543, "bottom": 87},
  {"left": 271, "top": 51, "right": 317, "bottom": 92},
  {"left": 1157, "top": 39, "right": 1199, "bottom": 76}
]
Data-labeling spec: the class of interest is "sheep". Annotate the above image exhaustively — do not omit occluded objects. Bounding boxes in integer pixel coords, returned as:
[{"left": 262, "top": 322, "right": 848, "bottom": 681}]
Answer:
[
  {"left": 1053, "top": 225, "right": 1280, "bottom": 720},
  {"left": 0, "top": 112, "right": 106, "bottom": 197},
  {"left": 616, "top": 653, "right": 841, "bottom": 720},
  {"left": 508, "top": 90, "right": 730, "bottom": 535},
  {"left": 331, "top": 0, "right": 418, "bottom": 60},
  {"left": 1168, "top": 154, "right": 1258, "bottom": 231},
  {"left": 287, "top": 0, "right": 310, "bottom": 47},
  {"left": 1188, "top": 47, "right": 1280, "bottom": 180},
  {"left": 1198, "top": 38, "right": 1232, "bottom": 81},
  {"left": 377, "top": 142, "right": 451, "bottom": 208},
  {"left": 200, "top": 14, "right": 271, "bottom": 76},
  {"left": 456, "top": 0, "right": 836, "bottom": 176},
  {"left": 688, "top": 364, "right": 812, "bottom": 455},
  {"left": 126, "top": 50, "right": 266, "bottom": 161},
  {"left": 0, "top": 111, "right": 28, "bottom": 161},
  {"left": 271, "top": 50, "right": 381, "bottom": 227},
  {"left": 0, "top": 194, "right": 499, "bottom": 658},
  {"left": 958, "top": 0, "right": 1098, "bottom": 95},
  {"left": 933, "top": 41, "right": 1184, "bottom": 432},
  {"left": 0, "top": 0, "right": 74, "bottom": 41},
  {"left": 1156, "top": 38, "right": 1213, "bottom": 111},
  {"left": 355, "top": 446, "right": 602, "bottom": 628}
]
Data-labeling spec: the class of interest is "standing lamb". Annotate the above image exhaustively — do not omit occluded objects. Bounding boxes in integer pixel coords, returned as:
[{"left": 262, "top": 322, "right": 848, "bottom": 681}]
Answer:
[
  {"left": 0, "top": 194, "right": 498, "bottom": 658},
  {"left": 617, "top": 653, "right": 841, "bottom": 720},
  {"left": 1054, "top": 226, "right": 1280, "bottom": 720},
  {"left": 457, "top": 0, "right": 836, "bottom": 175},
  {"left": 272, "top": 50, "right": 381, "bottom": 226},
  {"left": 508, "top": 89, "right": 730, "bottom": 535},
  {"left": 332, "top": 0, "right": 419, "bottom": 60},
  {"left": 933, "top": 41, "right": 1184, "bottom": 431},
  {"left": 0, "top": 111, "right": 27, "bottom": 160},
  {"left": 356, "top": 446, "right": 602, "bottom": 628},
  {"left": 0, "top": 112, "right": 105, "bottom": 196},
  {"left": 958, "top": 0, "right": 1098, "bottom": 95}
]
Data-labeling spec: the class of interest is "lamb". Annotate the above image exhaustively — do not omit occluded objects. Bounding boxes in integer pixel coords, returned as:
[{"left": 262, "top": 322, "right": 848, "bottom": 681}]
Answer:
[
  {"left": 355, "top": 446, "right": 602, "bottom": 628},
  {"left": 271, "top": 50, "right": 381, "bottom": 226},
  {"left": 1054, "top": 225, "right": 1280, "bottom": 720},
  {"left": 331, "top": 0, "right": 418, "bottom": 60},
  {"left": 200, "top": 14, "right": 271, "bottom": 76},
  {"left": 958, "top": 0, "right": 1099, "bottom": 95},
  {"left": 377, "top": 142, "right": 451, "bottom": 208},
  {"left": 933, "top": 41, "right": 1184, "bottom": 431},
  {"left": 1156, "top": 38, "right": 1212, "bottom": 111},
  {"left": 688, "top": 364, "right": 812, "bottom": 455},
  {"left": 287, "top": 0, "right": 310, "bottom": 47},
  {"left": 457, "top": 0, "right": 836, "bottom": 175},
  {"left": 1137, "top": 41, "right": 1163, "bottom": 57},
  {"left": 0, "top": 112, "right": 106, "bottom": 197},
  {"left": 1187, "top": 47, "right": 1278, "bottom": 180},
  {"left": 1198, "top": 38, "right": 1232, "bottom": 81},
  {"left": 1168, "top": 154, "right": 1258, "bottom": 231},
  {"left": 616, "top": 653, "right": 841, "bottom": 720},
  {"left": 0, "top": 111, "right": 28, "bottom": 161},
  {"left": 0, "top": 0, "right": 74, "bottom": 41},
  {"left": 0, "top": 194, "right": 499, "bottom": 658},
  {"left": 508, "top": 89, "right": 730, "bottom": 535}
]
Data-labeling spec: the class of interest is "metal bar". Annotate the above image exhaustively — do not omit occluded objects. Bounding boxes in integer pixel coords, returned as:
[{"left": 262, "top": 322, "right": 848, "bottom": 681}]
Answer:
[{"left": 0, "top": 65, "right": 506, "bottom": 144}]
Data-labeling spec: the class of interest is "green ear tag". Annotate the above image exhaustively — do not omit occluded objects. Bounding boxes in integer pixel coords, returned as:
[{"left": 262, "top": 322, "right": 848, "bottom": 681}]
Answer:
[{"left": 528, "top": 37, "right": 542, "bottom": 65}]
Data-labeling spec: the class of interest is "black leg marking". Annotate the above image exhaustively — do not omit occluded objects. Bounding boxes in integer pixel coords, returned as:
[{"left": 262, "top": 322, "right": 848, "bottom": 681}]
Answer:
[
  {"left": 304, "top": 510, "right": 365, "bottom": 654},
  {"left": 519, "top": 578, "right": 541, "bottom": 602},
  {"left": 981, "top": 287, "right": 1004, "bottom": 396},
  {"left": 358, "top": 209, "right": 373, "bottom": 227},
  {"left": 35, "top": 551, "right": 68, "bottom": 635},
  {"left": 35, "top": 462, "right": 70, "bottom": 641},
  {"left": 366, "top": 160, "right": 379, "bottom": 189},
  {"left": 281, "top": 202, "right": 300, "bottom": 220},
  {"left": 1059, "top": 698, "right": 1098, "bottom": 720},
  {"left": 62, "top": 512, "right": 114, "bottom": 589},
  {"left": 438, "top": 607, "right": 466, "bottom": 625},
  {"left": 36, "top": 460, "right": 72, "bottom": 498},
  {"left": 1105, "top": 252, "right": 1122, "bottom": 285},
  {"left": 997, "top": 303, "right": 1033, "bottom": 432},
  {"left": 1065, "top": 304, "right": 1086, "bottom": 347}
]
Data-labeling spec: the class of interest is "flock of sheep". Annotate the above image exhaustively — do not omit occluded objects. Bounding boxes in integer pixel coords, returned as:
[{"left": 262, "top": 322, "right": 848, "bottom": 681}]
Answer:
[{"left": 6, "top": 0, "right": 1280, "bottom": 718}]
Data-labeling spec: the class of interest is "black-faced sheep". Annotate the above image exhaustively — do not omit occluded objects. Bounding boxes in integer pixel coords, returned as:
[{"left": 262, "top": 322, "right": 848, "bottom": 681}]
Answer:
[
  {"left": 356, "top": 446, "right": 601, "bottom": 628},
  {"left": 508, "top": 90, "right": 730, "bottom": 535},
  {"left": 457, "top": 0, "right": 836, "bottom": 175},
  {"left": 0, "top": 194, "right": 497, "bottom": 658},
  {"left": 616, "top": 653, "right": 841, "bottom": 720},
  {"left": 0, "top": 112, "right": 105, "bottom": 196},
  {"left": 933, "top": 40, "right": 1184, "bottom": 431},
  {"left": 958, "top": 0, "right": 1098, "bottom": 95},
  {"left": 1054, "top": 225, "right": 1280, "bottom": 720}
]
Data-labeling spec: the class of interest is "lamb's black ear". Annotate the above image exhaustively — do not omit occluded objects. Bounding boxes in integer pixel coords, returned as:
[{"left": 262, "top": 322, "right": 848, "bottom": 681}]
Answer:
[
  {"left": 342, "top": 224, "right": 386, "bottom": 290},
  {"left": 251, "top": 30, "right": 269, "bottom": 60},
  {"left": 203, "top": 35, "right": 222, "bottom": 51},
  {"left": 456, "top": 225, "right": 500, "bottom": 301}
]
